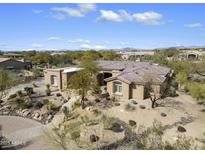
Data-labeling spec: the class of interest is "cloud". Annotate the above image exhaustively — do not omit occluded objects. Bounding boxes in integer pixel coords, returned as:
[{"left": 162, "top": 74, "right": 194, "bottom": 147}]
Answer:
[
  {"left": 80, "top": 44, "right": 92, "bottom": 49},
  {"left": 120, "top": 42, "right": 129, "bottom": 45},
  {"left": 132, "top": 11, "right": 163, "bottom": 25},
  {"left": 51, "top": 3, "right": 96, "bottom": 19},
  {"left": 48, "top": 36, "right": 62, "bottom": 40},
  {"left": 97, "top": 10, "right": 123, "bottom": 22},
  {"left": 52, "top": 13, "right": 66, "bottom": 20},
  {"left": 68, "top": 39, "right": 90, "bottom": 44},
  {"left": 32, "top": 9, "right": 43, "bottom": 14},
  {"left": 97, "top": 10, "right": 163, "bottom": 25},
  {"left": 184, "top": 23, "right": 203, "bottom": 28},
  {"left": 80, "top": 44, "right": 106, "bottom": 50},
  {"left": 32, "top": 44, "right": 43, "bottom": 47}
]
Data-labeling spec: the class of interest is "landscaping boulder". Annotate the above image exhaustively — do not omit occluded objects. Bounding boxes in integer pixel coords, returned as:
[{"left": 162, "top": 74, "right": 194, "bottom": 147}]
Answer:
[
  {"left": 47, "top": 114, "right": 53, "bottom": 121},
  {"left": 177, "top": 126, "right": 186, "bottom": 133},
  {"left": 114, "top": 102, "right": 120, "bottom": 106},
  {"left": 34, "top": 112, "right": 40, "bottom": 119},
  {"left": 23, "top": 110, "right": 30, "bottom": 117},
  {"left": 129, "top": 120, "right": 136, "bottom": 127},
  {"left": 139, "top": 105, "right": 146, "bottom": 109},
  {"left": 95, "top": 98, "right": 100, "bottom": 103},
  {"left": 161, "top": 113, "right": 167, "bottom": 117},
  {"left": 56, "top": 93, "right": 62, "bottom": 97},
  {"left": 130, "top": 100, "right": 138, "bottom": 105},
  {"left": 111, "top": 122, "right": 124, "bottom": 133},
  {"left": 90, "top": 135, "right": 99, "bottom": 143}
]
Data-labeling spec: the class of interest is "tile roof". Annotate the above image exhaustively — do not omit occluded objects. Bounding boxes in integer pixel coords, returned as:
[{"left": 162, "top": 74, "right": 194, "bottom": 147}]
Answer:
[
  {"left": 0, "top": 58, "right": 10, "bottom": 63},
  {"left": 98, "top": 60, "right": 170, "bottom": 84}
]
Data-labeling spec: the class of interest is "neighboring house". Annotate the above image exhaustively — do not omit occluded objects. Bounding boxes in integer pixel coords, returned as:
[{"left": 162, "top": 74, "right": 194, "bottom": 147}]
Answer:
[
  {"left": 178, "top": 49, "right": 205, "bottom": 61},
  {"left": 0, "top": 58, "right": 32, "bottom": 70},
  {"left": 97, "top": 61, "right": 171, "bottom": 100},
  {"left": 44, "top": 67, "right": 82, "bottom": 90},
  {"left": 44, "top": 61, "right": 171, "bottom": 101},
  {"left": 117, "top": 51, "right": 155, "bottom": 61}
]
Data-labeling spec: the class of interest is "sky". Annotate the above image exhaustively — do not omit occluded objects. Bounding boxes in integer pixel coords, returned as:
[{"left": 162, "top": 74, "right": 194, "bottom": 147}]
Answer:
[{"left": 0, "top": 3, "right": 205, "bottom": 51}]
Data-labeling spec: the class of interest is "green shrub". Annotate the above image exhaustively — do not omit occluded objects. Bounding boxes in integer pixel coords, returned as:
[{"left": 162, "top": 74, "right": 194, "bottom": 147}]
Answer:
[
  {"left": 22, "top": 101, "right": 32, "bottom": 109},
  {"left": 125, "top": 103, "right": 136, "bottom": 111},
  {"left": 92, "top": 109, "right": 101, "bottom": 116},
  {"left": 8, "top": 94, "right": 17, "bottom": 100},
  {"left": 70, "top": 130, "right": 80, "bottom": 140},
  {"left": 16, "top": 90, "right": 23, "bottom": 97},
  {"left": 43, "top": 99, "right": 49, "bottom": 104},
  {"left": 45, "top": 84, "right": 51, "bottom": 96},
  {"left": 92, "top": 84, "right": 102, "bottom": 95},
  {"left": 72, "top": 100, "right": 81, "bottom": 110},
  {"left": 24, "top": 87, "right": 34, "bottom": 95},
  {"left": 102, "top": 115, "right": 121, "bottom": 130}
]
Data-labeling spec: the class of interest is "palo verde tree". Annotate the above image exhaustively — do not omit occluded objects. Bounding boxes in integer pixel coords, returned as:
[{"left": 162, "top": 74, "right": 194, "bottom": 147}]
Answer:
[
  {"left": 68, "top": 56, "right": 101, "bottom": 109},
  {"left": 0, "top": 69, "right": 12, "bottom": 101}
]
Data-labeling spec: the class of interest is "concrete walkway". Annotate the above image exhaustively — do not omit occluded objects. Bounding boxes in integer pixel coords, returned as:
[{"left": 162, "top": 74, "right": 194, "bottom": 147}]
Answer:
[{"left": 0, "top": 116, "right": 52, "bottom": 149}]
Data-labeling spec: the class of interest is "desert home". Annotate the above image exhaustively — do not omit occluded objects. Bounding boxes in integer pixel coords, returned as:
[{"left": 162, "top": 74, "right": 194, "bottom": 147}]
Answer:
[
  {"left": 0, "top": 57, "right": 32, "bottom": 70},
  {"left": 44, "top": 61, "right": 171, "bottom": 100}
]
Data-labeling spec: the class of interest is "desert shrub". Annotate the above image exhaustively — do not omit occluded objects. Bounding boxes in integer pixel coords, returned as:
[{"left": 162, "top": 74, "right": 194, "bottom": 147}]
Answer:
[
  {"left": 70, "top": 130, "right": 81, "bottom": 140},
  {"left": 92, "top": 84, "right": 102, "bottom": 95},
  {"left": 45, "top": 84, "right": 51, "bottom": 96},
  {"left": 111, "top": 96, "right": 116, "bottom": 102},
  {"left": 101, "top": 115, "right": 121, "bottom": 130},
  {"left": 43, "top": 99, "right": 49, "bottom": 104},
  {"left": 72, "top": 100, "right": 81, "bottom": 110},
  {"left": 10, "top": 97, "right": 24, "bottom": 106},
  {"left": 8, "top": 94, "right": 17, "bottom": 100},
  {"left": 34, "top": 101, "right": 44, "bottom": 109},
  {"left": 62, "top": 106, "right": 69, "bottom": 120},
  {"left": 46, "top": 101, "right": 56, "bottom": 111},
  {"left": 125, "top": 103, "right": 136, "bottom": 111},
  {"left": 92, "top": 108, "right": 101, "bottom": 116},
  {"left": 24, "top": 87, "right": 34, "bottom": 95},
  {"left": 16, "top": 90, "right": 23, "bottom": 97},
  {"left": 22, "top": 101, "right": 32, "bottom": 109}
]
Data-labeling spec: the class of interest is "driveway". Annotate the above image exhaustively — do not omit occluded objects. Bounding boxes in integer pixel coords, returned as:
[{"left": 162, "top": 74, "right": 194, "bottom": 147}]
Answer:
[
  {"left": 4, "top": 78, "right": 46, "bottom": 100},
  {"left": 0, "top": 116, "right": 53, "bottom": 150}
]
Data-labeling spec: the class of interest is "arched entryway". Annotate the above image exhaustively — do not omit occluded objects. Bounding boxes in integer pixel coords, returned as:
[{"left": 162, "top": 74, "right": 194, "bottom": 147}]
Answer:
[{"left": 97, "top": 72, "right": 112, "bottom": 86}]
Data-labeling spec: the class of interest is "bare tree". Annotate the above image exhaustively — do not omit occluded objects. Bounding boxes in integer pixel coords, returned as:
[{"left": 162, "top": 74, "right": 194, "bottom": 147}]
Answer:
[{"left": 143, "top": 73, "right": 164, "bottom": 108}]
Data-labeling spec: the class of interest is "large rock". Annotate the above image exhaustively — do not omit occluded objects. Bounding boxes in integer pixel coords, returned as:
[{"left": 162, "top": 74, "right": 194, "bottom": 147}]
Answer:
[
  {"left": 23, "top": 110, "right": 30, "bottom": 117},
  {"left": 34, "top": 112, "right": 40, "bottom": 119},
  {"left": 90, "top": 135, "right": 99, "bottom": 143},
  {"left": 111, "top": 123, "right": 124, "bottom": 133},
  {"left": 47, "top": 114, "right": 53, "bottom": 121},
  {"left": 177, "top": 126, "right": 186, "bottom": 133},
  {"left": 129, "top": 120, "right": 136, "bottom": 126}
]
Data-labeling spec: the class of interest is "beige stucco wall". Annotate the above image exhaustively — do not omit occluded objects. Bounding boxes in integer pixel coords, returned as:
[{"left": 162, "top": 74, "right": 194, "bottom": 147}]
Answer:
[
  {"left": 44, "top": 70, "right": 62, "bottom": 90},
  {"left": 107, "top": 79, "right": 130, "bottom": 100},
  {"left": 131, "top": 84, "right": 144, "bottom": 100},
  {"left": 62, "top": 72, "right": 76, "bottom": 91}
]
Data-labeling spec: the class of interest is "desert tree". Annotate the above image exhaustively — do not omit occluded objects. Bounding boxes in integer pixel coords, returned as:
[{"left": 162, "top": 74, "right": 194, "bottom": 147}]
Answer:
[
  {"left": 0, "top": 69, "right": 13, "bottom": 101},
  {"left": 143, "top": 73, "right": 165, "bottom": 108}
]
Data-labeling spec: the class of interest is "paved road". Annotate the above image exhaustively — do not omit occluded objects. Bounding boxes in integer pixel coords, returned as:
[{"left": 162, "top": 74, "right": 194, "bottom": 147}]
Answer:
[{"left": 0, "top": 116, "right": 52, "bottom": 150}]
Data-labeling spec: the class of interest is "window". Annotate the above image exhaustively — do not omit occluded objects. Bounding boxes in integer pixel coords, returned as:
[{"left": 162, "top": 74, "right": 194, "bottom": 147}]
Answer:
[
  {"left": 114, "top": 82, "right": 122, "bottom": 93},
  {"left": 51, "top": 75, "right": 58, "bottom": 86}
]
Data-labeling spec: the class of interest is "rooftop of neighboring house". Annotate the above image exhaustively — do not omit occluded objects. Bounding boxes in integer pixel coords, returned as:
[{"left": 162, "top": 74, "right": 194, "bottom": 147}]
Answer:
[
  {"left": 98, "top": 60, "right": 170, "bottom": 84},
  {"left": 0, "top": 57, "right": 10, "bottom": 63},
  {"left": 46, "top": 66, "right": 83, "bottom": 73},
  {"left": 0, "top": 57, "right": 27, "bottom": 63}
]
